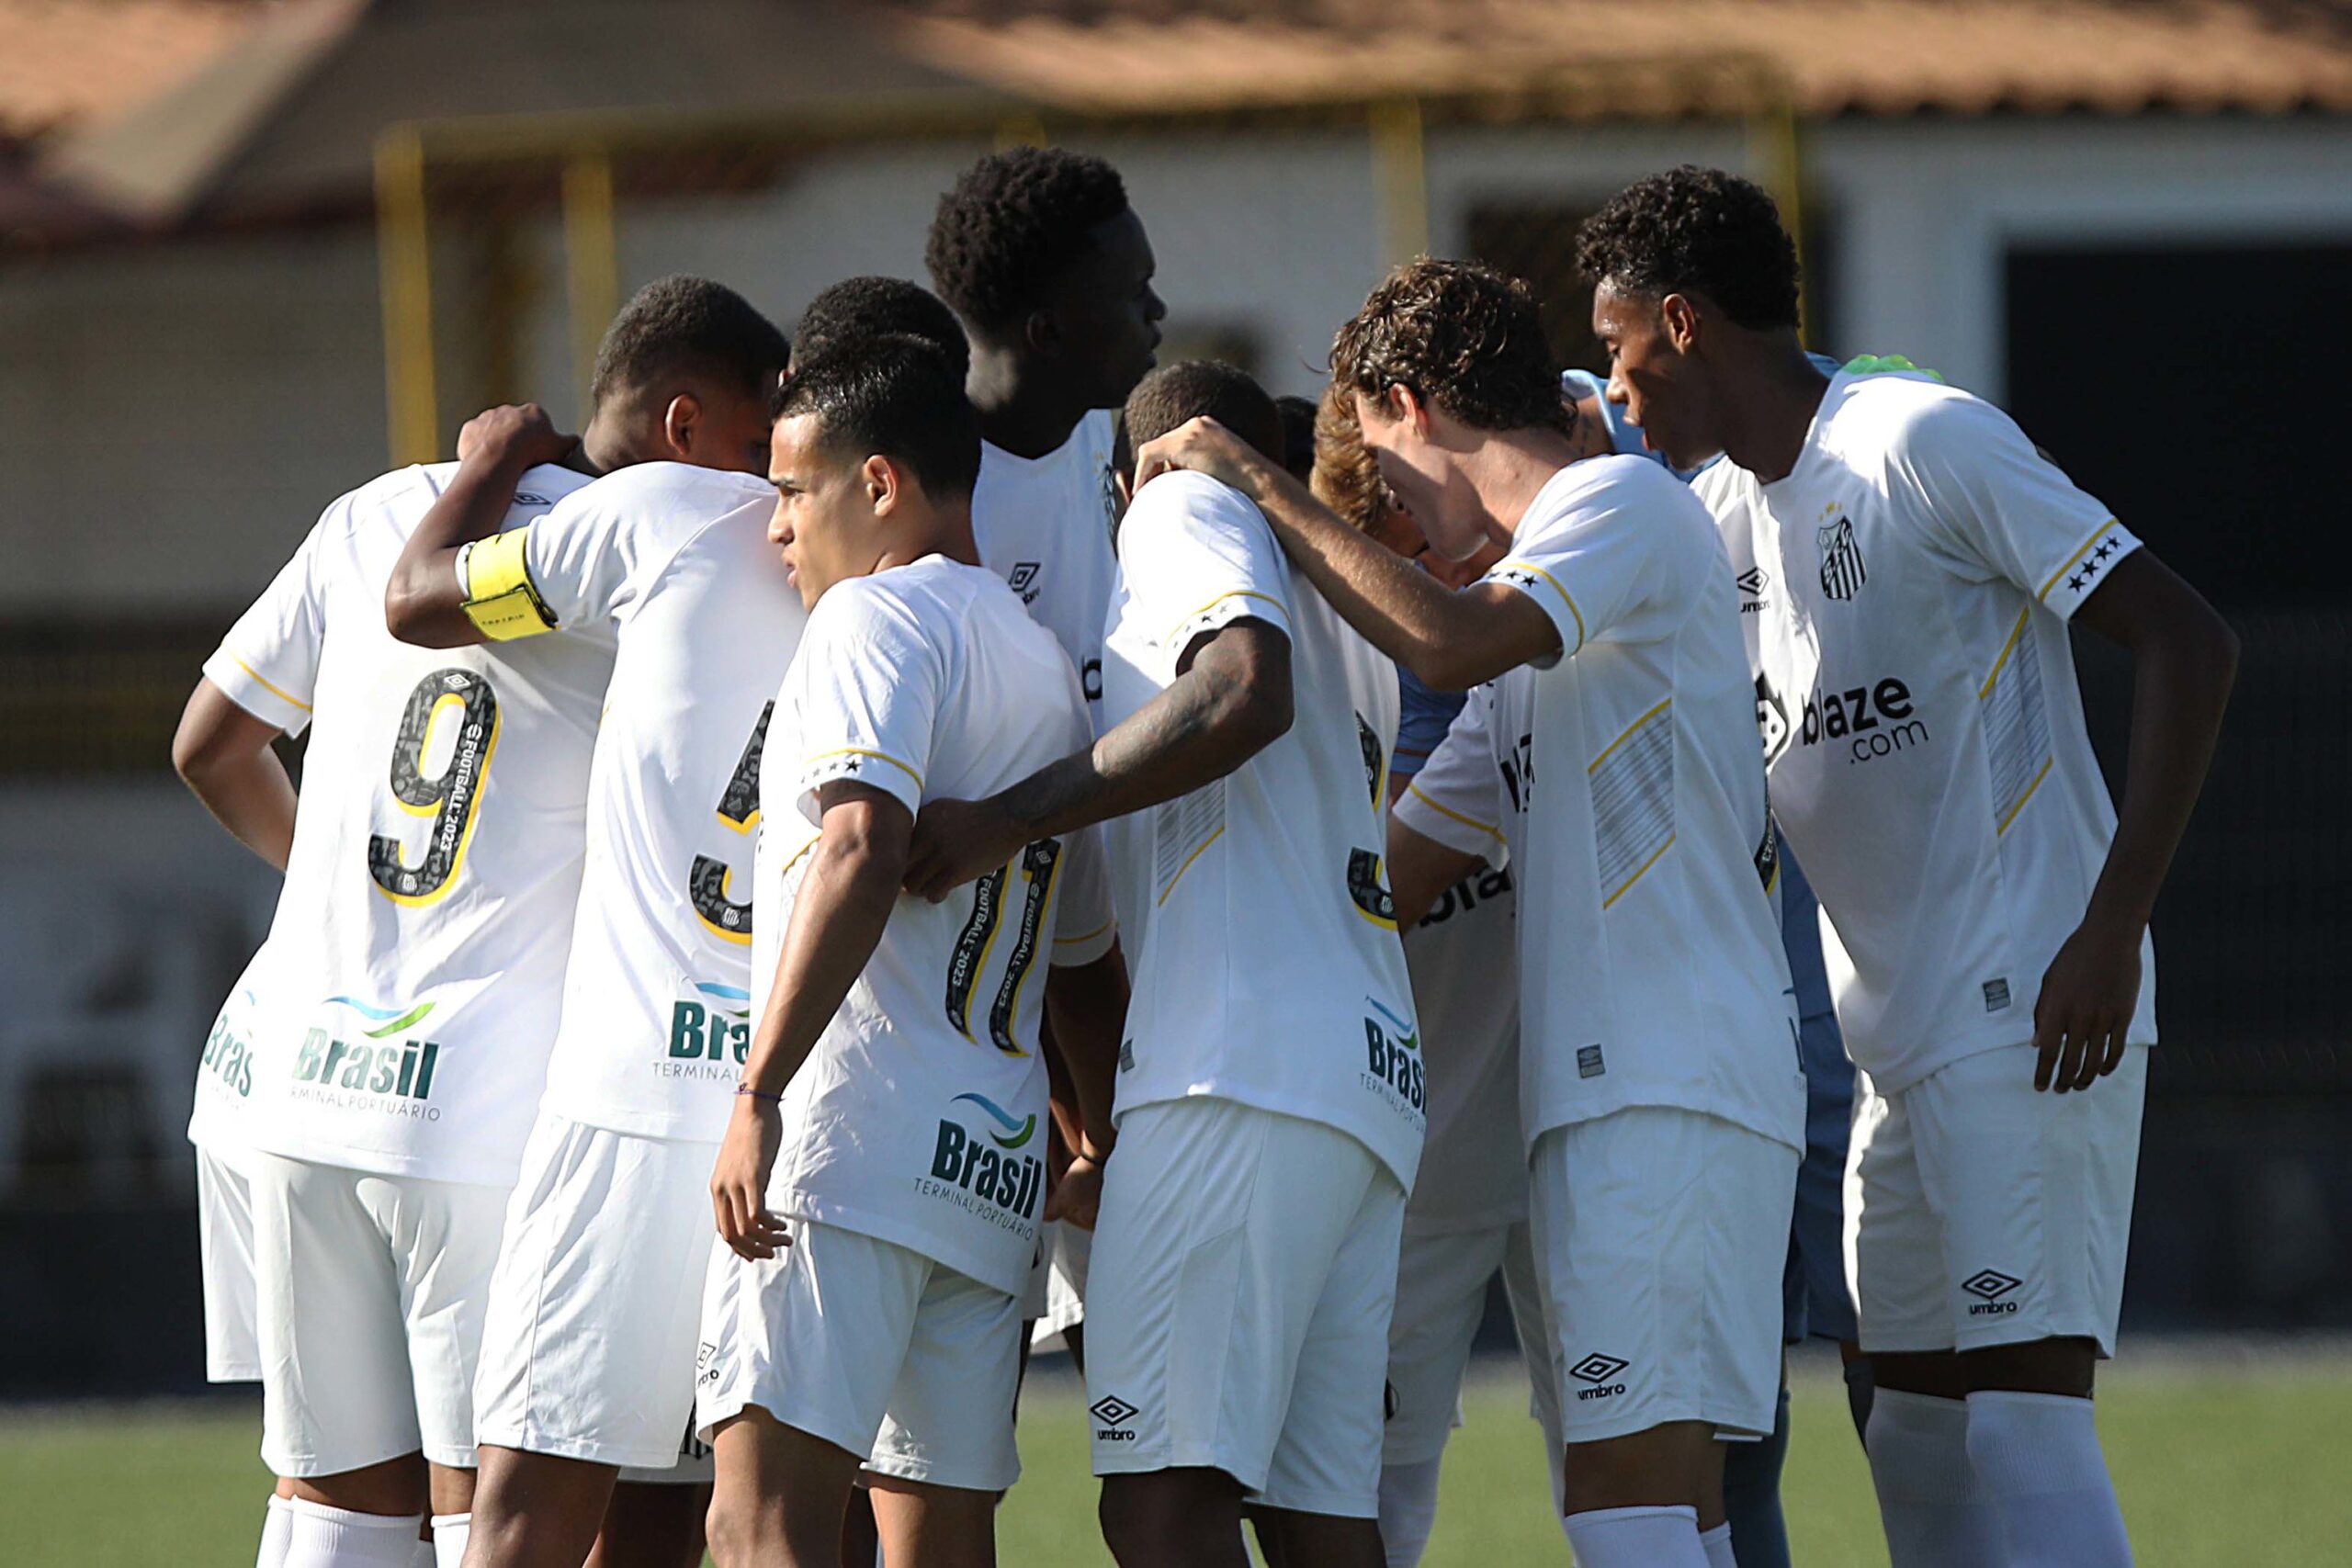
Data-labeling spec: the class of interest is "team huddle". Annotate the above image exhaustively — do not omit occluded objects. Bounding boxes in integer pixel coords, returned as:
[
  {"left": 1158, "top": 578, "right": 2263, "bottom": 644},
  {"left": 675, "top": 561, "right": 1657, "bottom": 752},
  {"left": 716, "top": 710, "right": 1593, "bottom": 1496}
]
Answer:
[{"left": 175, "top": 152, "right": 2236, "bottom": 1568}]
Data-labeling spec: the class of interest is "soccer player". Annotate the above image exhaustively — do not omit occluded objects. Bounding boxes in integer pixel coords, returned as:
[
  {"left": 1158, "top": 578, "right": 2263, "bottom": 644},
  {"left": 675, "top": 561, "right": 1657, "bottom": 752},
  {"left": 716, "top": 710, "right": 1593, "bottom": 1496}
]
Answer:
[
  {"left": 902, "top": 360, "right": 1419, "bottom": 1568},
  {"left": 379, "top": 293, "right": 799, "bottom": 1568},
  {"left": 176, "top": 275, "right": 783, "bottom": 1568},
  {"left": 1131, "top": 260, "right": 1808, "bottom": 1568},
  {"left": 1300, "top": 390, "right": 1560, "bottom": 1568},
  {"left": 1576, "top": 166, "right": 2237, "bottom": 1568},
  {"left": 926, "top": 145, "right": 1164, "bottom": 1367},
  {"left": 694, "top": 338, "right": 1125, "bottom": 1568}
]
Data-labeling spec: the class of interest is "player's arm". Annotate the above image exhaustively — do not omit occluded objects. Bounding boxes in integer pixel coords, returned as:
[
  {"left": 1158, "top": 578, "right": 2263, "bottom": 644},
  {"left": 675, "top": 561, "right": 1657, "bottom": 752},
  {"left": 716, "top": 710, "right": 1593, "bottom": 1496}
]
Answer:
[
  {"left": 171, "top": 679, "right": 298, "bottom": 870},
  {"left": 711, "top": 780, "right": 913, "bottom": 1260},
  {"left": 2037, "top": 550, "right": 2236, "bottom": 1092},
  {"left": 1042, "top": 938, "right": 1130, "bottom": 1229},
  {"left": 383, "top": 404, "right": 577, "bottom": 648},
  {"left": 1135, "top": 415, "right": 1558, "bottom": 691},
  {"left": 901, "top": 620, "right": 1292, "bottom": 901},
  {"left": 1386, "top": 814, "right": 1480, "bottom": 933}
]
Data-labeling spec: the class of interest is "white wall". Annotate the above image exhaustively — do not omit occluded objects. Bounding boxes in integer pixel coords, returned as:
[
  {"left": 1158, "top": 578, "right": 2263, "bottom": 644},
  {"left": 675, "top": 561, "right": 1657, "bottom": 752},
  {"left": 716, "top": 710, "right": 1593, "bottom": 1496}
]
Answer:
[
  {"left": 6, "top": 114, "right": 2349, "bottom": 617},
  {"left": 0, "top": 231, "right": 386, "bottom": 618}
]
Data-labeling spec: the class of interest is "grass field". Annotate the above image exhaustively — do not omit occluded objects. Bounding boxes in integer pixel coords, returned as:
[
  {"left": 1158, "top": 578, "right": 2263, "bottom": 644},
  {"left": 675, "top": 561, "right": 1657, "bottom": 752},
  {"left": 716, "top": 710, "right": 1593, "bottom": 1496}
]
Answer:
[{"left": 6, "top": 1351, "right": 2345, "bottom": 1565}]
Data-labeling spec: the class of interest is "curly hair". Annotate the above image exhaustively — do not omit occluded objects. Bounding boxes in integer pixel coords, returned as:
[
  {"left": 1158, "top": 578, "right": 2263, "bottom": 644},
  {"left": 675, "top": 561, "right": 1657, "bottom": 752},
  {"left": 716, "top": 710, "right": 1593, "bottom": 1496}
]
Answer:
[
  {"left": 1329, "top": 258, "right": 1567, "bottom": 435},
  {"left": 794, "top": 276, "right": 969, "bottom": 379},
  {"left": 590, "top": 275, "right": 788, "bottom": 409},
  {"left": 925, "top": 147, "right": 1132, "bottom": 333},
  {"left": 1308, "top": 384, "right": 1387, "bottom": 534},
  {"left": 1574, "top": 166, "right": 1801, "bottom": 331},
  {"left": 1123, "top": 360, "right": 1283, "bottom": 466},
  {"left": 774, "top": 335, "right": 979, "bottom": 500}
]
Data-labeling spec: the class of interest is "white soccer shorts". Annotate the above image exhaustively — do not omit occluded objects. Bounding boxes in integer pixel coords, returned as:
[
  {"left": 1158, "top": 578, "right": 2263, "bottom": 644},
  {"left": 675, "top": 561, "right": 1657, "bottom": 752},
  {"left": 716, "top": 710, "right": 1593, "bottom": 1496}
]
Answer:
[
  {"left": 1029, "top": 1218, "right": 1092, "bottom": 1348},
  {"left": 1383, "top": 1219, "right": 1558, "bottom": 1468},
  {"left": 1530, "top": 1107, "right": 1795, "bottom": 1446},
  {"left": 1846, "top": 1043, "right": 2147, "bottom": 1357},
  {"left": 247, "top": 1150, "right": 509, "bottom": 1476},
  {"left": 1083, "top": 1098, "right": 1406, "bottom": 1517},
  {"left": 472, "top": 1112, "right": 719, "bottom": 1474},
  {"left": 196, "top": 1144, "right": 262, "bottom": 1383},
  {"left": 696, "top": 1219, "right": 1023, "bottom": 1494}
]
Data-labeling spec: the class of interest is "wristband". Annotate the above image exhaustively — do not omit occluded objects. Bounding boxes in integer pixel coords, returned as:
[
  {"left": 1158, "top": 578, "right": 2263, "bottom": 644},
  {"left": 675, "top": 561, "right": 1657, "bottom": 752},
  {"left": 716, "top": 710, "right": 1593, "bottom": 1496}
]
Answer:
[
  {"left": 735, "top": 1084, "right": 784, "bottom": 1103},
  {"left": 1078, "top": 1135, "right": 1114, "bottom": 1163}
]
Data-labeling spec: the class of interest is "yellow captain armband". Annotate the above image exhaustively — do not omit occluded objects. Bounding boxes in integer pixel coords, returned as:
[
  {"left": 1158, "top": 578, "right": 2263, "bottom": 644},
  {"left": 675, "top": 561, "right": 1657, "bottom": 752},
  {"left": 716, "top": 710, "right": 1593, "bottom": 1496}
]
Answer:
[{"left": 459, "top": 528, "right": 557, "bottom": 640}]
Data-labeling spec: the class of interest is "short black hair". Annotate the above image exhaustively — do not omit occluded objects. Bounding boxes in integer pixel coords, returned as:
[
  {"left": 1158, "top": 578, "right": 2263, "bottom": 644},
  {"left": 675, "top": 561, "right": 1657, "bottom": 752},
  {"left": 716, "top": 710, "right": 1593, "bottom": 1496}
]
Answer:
[
  {"left": 1331, "top": 258, "right": 1566, "bottom": 434},
  {"left": 774, "top": 335, "right": 980, "bottom": 501},
  {"left": 590, "top": 275, "right": 788, "bottom": 410},
  {"left": 1124, "top": 360, "right": 1283, "bottom": 466},
  {"left": 795, "top": 276, "right": 970, "bottom": 380},
  {"left": 1575, "top": 166, "right": 1802, "bottom": 331},
  {"left": 926, "top": 146, "right": 1131, "bottom": 333},
  {"left": 1273, "top": 394, "right": 1318, "bottom": 483}
]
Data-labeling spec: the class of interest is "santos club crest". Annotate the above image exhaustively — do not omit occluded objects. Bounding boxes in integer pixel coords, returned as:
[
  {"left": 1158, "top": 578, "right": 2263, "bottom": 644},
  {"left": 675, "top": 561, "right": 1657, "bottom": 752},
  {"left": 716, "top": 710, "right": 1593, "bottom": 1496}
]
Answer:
[{"left": 1817, "top": 508, "right": 1866, "bottom": 601}]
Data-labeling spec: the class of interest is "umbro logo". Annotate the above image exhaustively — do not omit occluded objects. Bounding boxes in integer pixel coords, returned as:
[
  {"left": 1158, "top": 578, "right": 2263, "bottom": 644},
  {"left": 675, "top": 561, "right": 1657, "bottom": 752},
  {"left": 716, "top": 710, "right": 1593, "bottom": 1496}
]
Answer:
[
  {"left": 1963, "top": 1269, "right": 2023, "bottom": 1315},
  {"left": 1736, "top": 565, "right": 1770, "bottom": 613},
  {"left": 1091, "top": 1394, "right": 1140, "bottom": 1439},
  {"left": 514, "top": 491, "right": 551, "bottom": 506},
  {"left": 1570, "top": 1354, "right": 1630, "bottom": 1399},
  {"left": 1007, "top": 561, "right": 1041, "bottom": 600}
]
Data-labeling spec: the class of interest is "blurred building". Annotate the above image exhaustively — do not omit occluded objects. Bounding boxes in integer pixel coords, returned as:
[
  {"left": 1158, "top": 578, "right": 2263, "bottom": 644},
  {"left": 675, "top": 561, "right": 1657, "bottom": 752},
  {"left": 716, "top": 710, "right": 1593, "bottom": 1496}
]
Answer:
[{"left": 0, "top": 0, "right": 2346, "bottom": 1393}]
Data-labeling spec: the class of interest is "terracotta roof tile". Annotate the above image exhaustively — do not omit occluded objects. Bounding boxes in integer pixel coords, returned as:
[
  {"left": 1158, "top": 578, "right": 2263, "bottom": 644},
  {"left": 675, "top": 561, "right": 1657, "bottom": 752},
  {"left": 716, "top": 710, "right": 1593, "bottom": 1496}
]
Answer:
[
  {"left": 878, "top": 0, "right": 2352, "bottom": 115},
  {"left": 0, "top": 0, "right": 262, "bottom": 141}
]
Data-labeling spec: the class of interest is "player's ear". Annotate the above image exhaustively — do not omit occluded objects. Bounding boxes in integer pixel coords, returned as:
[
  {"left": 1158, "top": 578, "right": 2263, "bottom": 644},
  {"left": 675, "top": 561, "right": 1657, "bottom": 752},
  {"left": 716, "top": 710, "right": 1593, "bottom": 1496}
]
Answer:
[
  {"left": 1390, "top": 383, "right": 1432, "bottom": 439},
  {"left": 1660, "top": 293, "right": 1700, "bottom": 354},
  {"left": 1021, "top": 304, "right": 1061, "bottom": 358},
  {"left": 662, "top": 392, "right": 702, "bottom": 458},
  {"left": 863, "top": 454, "right": 898, "bottom": 516}
]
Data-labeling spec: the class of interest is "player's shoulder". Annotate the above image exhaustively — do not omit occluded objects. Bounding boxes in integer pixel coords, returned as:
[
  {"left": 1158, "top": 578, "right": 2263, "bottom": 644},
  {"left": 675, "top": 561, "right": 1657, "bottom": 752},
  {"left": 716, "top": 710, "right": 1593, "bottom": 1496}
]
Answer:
[
  {"left": 1123, "top": 468, "right": 1265, "bottom": 537},
  {"left": 1822, "top": 369, "right": 2008, "bottom": 460},
  {"left": 569, "top": 459, "right": 771, "bottom": 520},
  {"left": 1535, "top": 452, "right": 1705, "bottom": 534}
]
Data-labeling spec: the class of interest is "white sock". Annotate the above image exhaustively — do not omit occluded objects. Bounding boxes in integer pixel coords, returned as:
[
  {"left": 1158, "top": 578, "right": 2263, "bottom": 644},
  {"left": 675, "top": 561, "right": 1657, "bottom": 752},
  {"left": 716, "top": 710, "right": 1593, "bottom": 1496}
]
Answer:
[
  {"left": 1700, "top": 1520, "right": 1737, "bottom": 1568},
  {"left": 1965, "top": 1390, "right": 2133, "bottom": 1566},
  {"left": 430, "top": 1513, "right": 470, "bottom": 1568},
  {"left": 274, "top": 1497, "right": 427, "bottom": 1568},
  {"left": 1376, "top": 1455, "right": 1443, "bottom": 1568},
  {"left": 257, "top": 1495, "right": 298, "bottom": 1568},
  {"left": 1864, "top": 1388, "right": 2005, "bottom": 1567},
  {"left": 1564, "top": 1504, "right": 1708, "bottom": 1568}
]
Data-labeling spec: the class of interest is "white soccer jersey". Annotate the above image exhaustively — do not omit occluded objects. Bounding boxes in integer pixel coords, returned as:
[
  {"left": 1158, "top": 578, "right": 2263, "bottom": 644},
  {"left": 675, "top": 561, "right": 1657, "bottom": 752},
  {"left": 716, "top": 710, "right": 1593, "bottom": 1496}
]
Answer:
[
  {"left": 208, "top": 463, "right": 609, "bottom": 1187},
  {"left": 754, "top": 558, "right": 1115, "bottom": 1299},
  {"left": 1398, "top": 863, "right": 1524, "bottom": 1234},
  {"left": 1393, "top": 457, "right": 1804, "bottom": 1155},
  {"left": 1694, "top": 370, "right": 2156, "bottom": 1089},
  {"left": 1101, "top": 470, "right": 1422, "bottom": 1189},
  {"left": 498, "top": 462, "right": 808, "bottom": 1143},
  {"left": 187, "top": 948, "right": 275, "bottom": 1154},
  {"left": 972, "top": 410, "right": 1121, "bottom": 714}
]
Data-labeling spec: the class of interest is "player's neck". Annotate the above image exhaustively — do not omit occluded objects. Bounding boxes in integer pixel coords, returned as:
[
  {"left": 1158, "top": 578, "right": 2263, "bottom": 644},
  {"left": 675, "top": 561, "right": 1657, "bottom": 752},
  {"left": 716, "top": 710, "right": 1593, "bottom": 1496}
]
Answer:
[
  {"left": 886, "top": 504, "right": 981, "bottom": 572},
  {"left": 1468, "top": 425, "right": 1581, "bottom": 540},
  {"left": 577, "top": 412, "right": 636, "bottom": 477},
  {"left": 1715, "top": 338, "right": 1831, "bottom": 485},
  {"left": 965, "top": 343, "right": 1088, "bottom": 460}
]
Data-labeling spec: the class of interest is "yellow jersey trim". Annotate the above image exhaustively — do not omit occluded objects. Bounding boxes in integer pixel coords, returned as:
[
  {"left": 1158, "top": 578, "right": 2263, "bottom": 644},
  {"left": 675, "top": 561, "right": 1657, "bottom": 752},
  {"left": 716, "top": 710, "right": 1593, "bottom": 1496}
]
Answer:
[
  {"left": 2036, "top": 518, "right": 2120, "bottom": 604},
  {"left": 1403, "top": 781, "right": 1506, "bottom": 848},
  {"left": 1155, "top": 824, "right": 1226, "bottom": 907},
  {"left": 803, "top": 747, "right": 924, "bottom": 791},
  {"left": 1494, "top": 558, "right": 1588, "bottom": 653},
  {"left": 1589, "top": 697, "right": 1673, "bottom": 774},
  {"left": 225, "top": 654, "right": 313, "bottom": 715},
  {"left": 1979, "top": 606, "right": 2032, "bottom": 700},
  {"left": 1600, "top": 833, "right": 1676, "bottom": 910},
  {"left": 1165, "top": 589, "right": 1288, "bottom": 648},
  {"left": 1996, "top": 757, "right": 2055, "bottom": 836}
]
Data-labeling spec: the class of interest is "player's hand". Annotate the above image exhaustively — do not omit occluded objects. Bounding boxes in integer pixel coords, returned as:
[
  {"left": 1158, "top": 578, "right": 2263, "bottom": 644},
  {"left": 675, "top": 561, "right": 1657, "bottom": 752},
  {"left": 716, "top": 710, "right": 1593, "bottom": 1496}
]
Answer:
[
  {"left": 903, "top": 795, "right": 1028, "bottom": 903},
  {"left": 711, "top": 1095, "right": 792, "bottom": 1259},
  {"left": 1045, "top": 1152, "right": 1106, "bottom": 1231},
  {"left": 1132, "top": 415, "right": 1266, "bottom": 496},
  {"left": 2031, "top": 913, "right": 2141, "bottom": 1093},
  {"left": 456, "top": 402, "right": 576, "bottom": 470}
]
